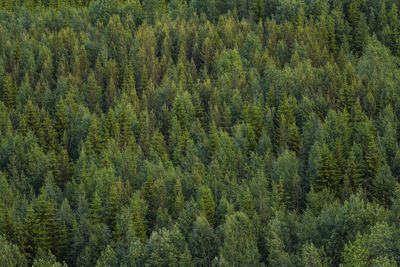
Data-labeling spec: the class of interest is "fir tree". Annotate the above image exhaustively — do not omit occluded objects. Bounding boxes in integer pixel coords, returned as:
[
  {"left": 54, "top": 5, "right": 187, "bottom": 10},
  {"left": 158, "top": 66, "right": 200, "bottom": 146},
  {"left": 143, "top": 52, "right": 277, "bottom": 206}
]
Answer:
[
  {"left": 364, "top": 140, "right": 380, "bottom": 193},
  {"left": 24, "top": 204, "right": 38, "bottom": 263},
  {"left": 3, "top": 74, "right": 16, "bottom": 109},
  {"left": 105, "top": 184, "right": 119, "bottom": 235},
  {"left": 90, "top": 191, "right": 103, "bottom": 225},
  {"left": 199, "top": 186, "right": 215, "bottom": 226},
  {"left": 36, "top": 195, "right": 57, "bottom": 254},
  {"left": 86, "top": 118, "right": 103, "bottom": 155},
  {"left": 174, "top": 178, "right": 184, "bottom": 218}
]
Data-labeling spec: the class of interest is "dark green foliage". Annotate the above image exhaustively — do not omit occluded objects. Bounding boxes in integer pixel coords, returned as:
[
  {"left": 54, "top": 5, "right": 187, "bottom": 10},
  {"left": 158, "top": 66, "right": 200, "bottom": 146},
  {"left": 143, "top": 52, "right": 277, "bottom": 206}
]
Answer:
[{"left": 0, "top": 1, "right": 399, "bottom": 266}]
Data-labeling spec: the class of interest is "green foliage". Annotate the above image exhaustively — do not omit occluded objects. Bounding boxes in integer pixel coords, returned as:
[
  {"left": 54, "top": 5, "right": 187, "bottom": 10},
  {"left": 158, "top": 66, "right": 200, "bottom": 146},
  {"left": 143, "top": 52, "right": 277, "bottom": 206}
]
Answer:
[
  {"left": 0, "top": 1, "right": 399, "bottom": 266},
  {"left": 0, "top": 234, "right": 27, "bottom": 267}
]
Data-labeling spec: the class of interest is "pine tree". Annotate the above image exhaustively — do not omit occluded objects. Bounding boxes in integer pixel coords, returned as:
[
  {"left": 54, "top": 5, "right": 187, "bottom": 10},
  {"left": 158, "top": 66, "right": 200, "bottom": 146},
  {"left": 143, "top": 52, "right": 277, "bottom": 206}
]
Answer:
[
  {"left": 287, "top": 123, "right": 300, "bottom": 154},
  {"left": 86, "top": 118, "right": 103, "bottom": 155},
  {"left": 252, "top": 0, "right": 264, "bottom": 22},
  {"left": 208, "top": 121, "right": 218, "bottom": 160},
  {"left": 105, "top": 76, "right": 117, "bottom": 110},
  {"left": 143, "top": 175, "right": 156, "bottom": 233},
  {"left": 138, "top": 65, "right": 149, "bottom": 97},
  {"left": 90, "top": 191, "right": 103, "bottom": 225},
  {"left": 278, "top": 95, "right": 296, "bottom": 150},
  {"left": 105, "top": 184, "right": 119, "bottom": 234},
  {"left": 104, "top": 108, "right": 117, "bottom": 142},
  {"left": 3, "top": 74, "right": 16, "bottom": 109},
  {"left": 199, "top": 186, "right": 215, "bottom": 226},
  {"left": 349, "top": 0, "right": 360, "bottom": 42},
  {"left": 24, "top": 204, "right": 38, "bottom": 263},
  {"left": 364, "top": 140, "right": 380, "bottom": 193},
  {"left": 131, "top": 193, "right": 147, "bottom": 241},
  {"left": 315, "top": 144, "right": 339, "bottom": 194},
  {"left": 24, "top": 100, "right": 41, "bottom": 135},
  {"left": 174, "top": 178, "right": 184, "bottom": 218},
  {"left": 39, "top": 113, "right": 57, "bottom": 152},
  {"left": 0, "top": 202, "right": 14, "bottom": 241},
  {"left": 122, "top": 63, "right": 137, "bottom": 105},
  {"left": 86, "top": 71, "right": 102, "bottom": 113},
  {"left": 119, "top": 104, "right": 132, "bottom": 148},
  {"left": 242, "top": 188, "right": 255, "bottom": 218},
  {"left": 54, "top": 98, "right": 68, "bottom": 140},
  {"left": 36, "top": 195, "right": 57, "bottom": 254},
  {"left": 327, "top": 17, "right": 336, "bottom": 55},
  {"left": 277, "top": 176, "right": 290, "bottom": 209}
]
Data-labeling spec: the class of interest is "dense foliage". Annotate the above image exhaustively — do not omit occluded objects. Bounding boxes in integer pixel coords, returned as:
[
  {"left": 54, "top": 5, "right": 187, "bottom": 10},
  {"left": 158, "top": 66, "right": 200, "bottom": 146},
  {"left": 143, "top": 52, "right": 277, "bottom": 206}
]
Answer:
[{"left": 1, "top": 0, "right": 400, "bottom": 266}]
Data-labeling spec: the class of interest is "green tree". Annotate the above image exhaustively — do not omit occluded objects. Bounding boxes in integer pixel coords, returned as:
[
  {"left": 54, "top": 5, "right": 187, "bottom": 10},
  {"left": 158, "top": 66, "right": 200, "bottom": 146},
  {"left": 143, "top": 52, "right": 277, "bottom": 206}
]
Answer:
[
  {"left": 3, "top": 74, "right": 17, "bottom": 109},
  {"left": 96, "top": 245, "right": 118, "bottom": 267},
  {"left": 86, "top": 71, "right": 102, "bottom": 113},
  {"left": 363, "top": 140, "right": 380, "bottom": 193},
  {"left": 36, "top": 195, "right": 58, "bottom": 254},
  {"left": 24, "top": 204, "right": 38, "bottom": 263},
  {"left": 315, "top": 143, "right": 340, "bottom": 195},
  {"left": 199, "top": 186, "right": 215, "bottom": 226},
  {"left": 86, "top": 118, "right": 103, "bottom": 155},
  {"left": 218, "top": 212, "right": 261, "bottom": 267},
  {"left": 189, "top": 216, "right": 217, "bottom": 267},
  {"left": 174, "top": 178, "right": 184, "bottom": 219},
  {"left": 341, "top": 232, "right": 370, "bottom": 267},
  {"left": 0, "top": 234, "right": 27, "bottom": 267}
]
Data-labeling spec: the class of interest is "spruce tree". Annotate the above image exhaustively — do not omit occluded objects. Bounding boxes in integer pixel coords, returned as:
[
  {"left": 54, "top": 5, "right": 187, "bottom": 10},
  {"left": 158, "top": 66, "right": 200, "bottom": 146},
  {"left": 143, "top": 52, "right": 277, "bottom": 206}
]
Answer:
[
  {"left": 174, "top": 178, "right": 184, "bottom": 218},
  {"left": 131, "top": 193, "right": 147, "bottom": 241},
  {"left": 287, "top": 123, "right": 300, "bottom": 154},
  {"left": 54, "top": 98, "right": 68, "bottom": 140},
  {"left": 315, "top": 144, "right": 339, "bottom": 194},
  {"left": 3, "top": 74, "right": 16, "bottom": 109},
  {"left": 36, "top": 195, "right": 57, "bottom": 254},
  {"left": 364, "top": 140, "right": 380, "bottom": 193},
  {"left": 104, "top": 108, "right": 117, "bottom": 142},
  {"left": 86, "top": 118, "right": 103, "bottom": 155},
  {"left": 105, "top": 184, "right": 119, "bottom": 234},
  {"left": 90, "top": 191, "right": 103, "bottom": 225},
  {"left": 24, "top": 204, "right": 38, "bottom": 263},
  {"left": 199, "top": 186, "right": 215, "bottom": 226}
]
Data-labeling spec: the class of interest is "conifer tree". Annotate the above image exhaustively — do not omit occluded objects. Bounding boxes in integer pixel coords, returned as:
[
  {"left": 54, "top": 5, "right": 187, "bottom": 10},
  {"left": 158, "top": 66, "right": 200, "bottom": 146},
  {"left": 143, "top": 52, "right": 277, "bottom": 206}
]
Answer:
[
  {"left": 174, "top": 178, "right": 184, "bottom": 218},
  {"left": 86, "top": 71, "right": 102, "bottom": 113},
  {"left": 24, "top": 203, "right": 38, "bottom": 263},
  {"left": 252, "top": 0, "right": 264, "bottom": 22},
  {"left": 3, "top": 74, "right": 16, "bottom": 109},
  {"left": 131, "top": 193, "right": 147, "bottom": 242},
  {"left": 90, "top": 191, "right": 103, "bottom": 225},
  {"left": 364, "top": 140, "right": 380, "bottom": 193},
  {"left": 142, "top": 176, "right": 156, "bottom": 233},
  {"left": 39, "top": 113, "right": 57, "bottom": 152},
  {"left": 287, "top": 123, "right": 300, "bottom": 154},
  {"left": 86, "top": 118, "right": 103, "bottom": 155},
  {"left": 242, "top": 188, "right": 255, "bottom": 218},
  {"left": 277, "top": 176, "right": 290, "bottom": 209},
  {"left": 199, "top": 186, "right": 215, "bottom": 226},
  {"left": 54, "top": 98, "right": 68, "bottom": 140},
  {"left": 315, "top": 144, "right": 339, "bottom": 194},
  {"left": 208, "top": 121, "right": 218, "bottom": 160},
  {"left": 138, "top": 65, "right": 149, "bottom": 97},
  {"left": 36, "top": 195, "right": 57, "bottom": 254},
  {"left": 105, "top": 184, "right": 119, "bottom": 234},
  {"left": 104, "top": 108, "right": 117, "bottom": 142},
  {"left": 327, "top": 17, "right": 336, "bottom": 55},
  {"left": 119, "top": 104, "right": 132, "bottom": 148},
  {"left": 0, "top": 202, "right": 14, "bottom": 241},
  {"left": 105, "top": 76, "right": 117, "bottom": 110},
  {"left": 122, "top": 63, "right": 137, "bottom": 105}
]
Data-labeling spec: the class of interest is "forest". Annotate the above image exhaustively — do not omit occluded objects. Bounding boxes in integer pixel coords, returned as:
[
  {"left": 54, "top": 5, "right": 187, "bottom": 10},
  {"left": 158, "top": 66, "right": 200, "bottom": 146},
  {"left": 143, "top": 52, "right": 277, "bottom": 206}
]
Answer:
[{"left": 1, "top": 0, "right": 400, "bottom": 266}]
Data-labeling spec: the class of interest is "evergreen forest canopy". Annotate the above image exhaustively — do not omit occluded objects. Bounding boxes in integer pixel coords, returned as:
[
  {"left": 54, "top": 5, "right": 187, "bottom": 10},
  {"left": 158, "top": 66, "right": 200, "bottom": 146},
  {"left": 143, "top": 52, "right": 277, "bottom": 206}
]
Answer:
[{"left": 2, "top": 0, "right": 400, "bottom": 266}]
